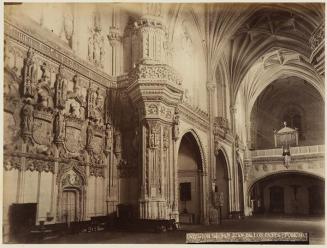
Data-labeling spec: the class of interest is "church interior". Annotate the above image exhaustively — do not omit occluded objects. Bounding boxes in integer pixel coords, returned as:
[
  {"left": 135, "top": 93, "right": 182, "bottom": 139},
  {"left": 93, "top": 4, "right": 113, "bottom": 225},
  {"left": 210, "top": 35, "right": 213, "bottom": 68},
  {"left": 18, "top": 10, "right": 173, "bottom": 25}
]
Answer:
[{"left": 2, "top": 2, "right": 325, "bottom": 244}]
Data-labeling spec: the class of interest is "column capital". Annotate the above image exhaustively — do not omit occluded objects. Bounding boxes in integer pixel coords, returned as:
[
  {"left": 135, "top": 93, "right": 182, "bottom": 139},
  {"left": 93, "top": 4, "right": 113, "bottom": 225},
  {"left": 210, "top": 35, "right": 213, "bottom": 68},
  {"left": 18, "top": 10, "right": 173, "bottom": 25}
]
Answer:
[
  {"left": 206, "top": 81, "right": 216, "bottom": 92},
  {"left": 107, "top": 26, "right": 122, "bottom": 47}
]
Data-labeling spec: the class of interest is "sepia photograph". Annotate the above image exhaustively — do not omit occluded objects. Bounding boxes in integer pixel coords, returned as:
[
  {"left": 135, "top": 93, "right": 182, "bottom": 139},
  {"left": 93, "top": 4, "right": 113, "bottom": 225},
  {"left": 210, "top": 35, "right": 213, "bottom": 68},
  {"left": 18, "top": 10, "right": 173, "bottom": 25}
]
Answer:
[{"left": 2, "top": 1, "right": 325, "bottom": 245}]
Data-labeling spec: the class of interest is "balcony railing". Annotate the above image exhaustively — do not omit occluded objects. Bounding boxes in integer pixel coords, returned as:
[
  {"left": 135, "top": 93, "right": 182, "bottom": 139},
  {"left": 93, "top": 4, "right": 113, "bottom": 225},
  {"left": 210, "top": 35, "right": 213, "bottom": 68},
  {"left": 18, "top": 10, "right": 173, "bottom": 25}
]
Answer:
[{"left": 251, "top": 145, "right": 325, "bottom": 158}]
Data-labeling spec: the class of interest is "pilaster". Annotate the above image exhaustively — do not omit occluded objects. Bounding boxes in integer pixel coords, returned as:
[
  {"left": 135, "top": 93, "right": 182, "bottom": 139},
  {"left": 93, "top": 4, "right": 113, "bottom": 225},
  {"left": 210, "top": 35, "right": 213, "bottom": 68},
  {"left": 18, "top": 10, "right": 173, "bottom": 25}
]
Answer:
[{"left": 206, "top": 81, "right": 216, "bottom": 211}]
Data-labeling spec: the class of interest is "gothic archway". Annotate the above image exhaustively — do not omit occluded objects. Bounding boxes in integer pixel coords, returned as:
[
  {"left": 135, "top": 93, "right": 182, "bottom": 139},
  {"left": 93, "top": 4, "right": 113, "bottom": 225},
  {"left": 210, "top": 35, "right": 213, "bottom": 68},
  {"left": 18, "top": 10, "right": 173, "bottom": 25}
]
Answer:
[
  {"left": 215, "top": 149, "right": 230, "bottom": 219},
  {"left": 177, "top": 131, "right": 204, "bottom": 224},
  {"left": 248, "top": 172, "right": 324, "bottom": 216},
  {"left": 249, "top": 76, "right": 324, "bottom": 149}
]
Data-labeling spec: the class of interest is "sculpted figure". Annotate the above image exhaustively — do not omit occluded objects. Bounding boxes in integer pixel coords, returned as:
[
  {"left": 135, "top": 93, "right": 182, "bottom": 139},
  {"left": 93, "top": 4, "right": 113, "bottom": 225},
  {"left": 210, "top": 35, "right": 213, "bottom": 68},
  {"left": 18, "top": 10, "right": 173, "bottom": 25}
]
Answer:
[
  {"left": 73, "top": 74, "right": 81, "bottom": 96},
  {"left": 23, "top": 48, "right": 37, "bottom": 98},
  {"left": 114, "top": 131, "right": 122, "bottom": 154},
  {"left": 150, "top": 128, "right": 156, "bottom": 148},
  {"left": 94, "top": 39, "right": 100, "bottom": 65},
  {"left": 149, "top": 125, "right": 160, "bottom": 148},
  {"left": 163, "top": 128, "right": 169, "bottom": 150},
  {"left": 214, "top": 135, "right": 221, "bottom": 156},
  {"left": 88, "top": 35, "right": 94, "bottom": 62},
  {"left": 105, "top": 123, "right": 113, "bottom": 151},
  {"left": 37, "top": 88, "right": 50, "bottom": 108},
  {"left": 69, "top": 101, "right": 80, "bottom": 117},
  {"left": 86, "top": 122, "right": 94, "bottom": 150},
  {"left": 54, "top": 65, "right": 66, "bottom": 109},
  {"left": 173, "top": 109, "right": 180, "bottom": 141},
  {"left": 54, "top": 111, "right": 65, "bottom": 143},
  {"left": 21, "top": 98, "right": 34, "bottom": 137}
]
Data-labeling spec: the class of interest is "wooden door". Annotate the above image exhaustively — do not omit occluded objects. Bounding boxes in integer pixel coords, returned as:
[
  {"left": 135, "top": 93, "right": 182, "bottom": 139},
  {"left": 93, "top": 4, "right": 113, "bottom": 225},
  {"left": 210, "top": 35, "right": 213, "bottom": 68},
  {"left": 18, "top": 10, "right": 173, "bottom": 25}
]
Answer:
[{"left": 62, "top": 190, "right": 77, "bottom": 223}]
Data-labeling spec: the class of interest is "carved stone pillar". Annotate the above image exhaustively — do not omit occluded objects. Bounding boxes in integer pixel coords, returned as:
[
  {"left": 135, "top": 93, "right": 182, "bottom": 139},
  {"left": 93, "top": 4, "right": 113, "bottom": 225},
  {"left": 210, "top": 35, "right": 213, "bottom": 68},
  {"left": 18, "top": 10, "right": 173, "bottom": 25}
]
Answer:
[
  {"left": 128, "top": 93, "right": 182, "bottom": 220},
  {"left": 127, "top": 14, "right": 182, "bottom": 218}
]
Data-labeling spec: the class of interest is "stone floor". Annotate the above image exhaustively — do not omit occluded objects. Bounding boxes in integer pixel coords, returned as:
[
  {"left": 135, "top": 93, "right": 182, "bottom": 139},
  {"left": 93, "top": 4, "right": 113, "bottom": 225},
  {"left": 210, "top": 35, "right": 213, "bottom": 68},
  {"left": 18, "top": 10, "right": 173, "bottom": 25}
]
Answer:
[{"left": 41, "top": 216, "right": 325, "bottom": 244}]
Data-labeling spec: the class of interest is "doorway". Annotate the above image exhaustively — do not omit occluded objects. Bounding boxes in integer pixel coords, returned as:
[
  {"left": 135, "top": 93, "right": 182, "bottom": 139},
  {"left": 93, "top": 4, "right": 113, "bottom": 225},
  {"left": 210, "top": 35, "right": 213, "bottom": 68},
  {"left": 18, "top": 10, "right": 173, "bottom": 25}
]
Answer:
[
  {"left": 269, "top": 186, "right": 284, "bottom": 213},
  {"left": 216, "top": 150, "right": 229, "bottom": 219},
  {"left": 177, "top": 132, "right": 203, "bottom": 224},
  {"left": 62, "top": 189, "right": 79, "bottom": 223}
]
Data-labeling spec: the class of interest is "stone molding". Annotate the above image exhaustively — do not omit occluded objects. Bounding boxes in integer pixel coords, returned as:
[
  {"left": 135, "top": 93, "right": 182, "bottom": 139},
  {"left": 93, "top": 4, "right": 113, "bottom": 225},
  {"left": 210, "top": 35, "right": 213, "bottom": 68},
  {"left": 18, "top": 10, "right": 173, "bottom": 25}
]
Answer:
[{"left": 179, "top": 103, "right": 209, "bottom": 132}]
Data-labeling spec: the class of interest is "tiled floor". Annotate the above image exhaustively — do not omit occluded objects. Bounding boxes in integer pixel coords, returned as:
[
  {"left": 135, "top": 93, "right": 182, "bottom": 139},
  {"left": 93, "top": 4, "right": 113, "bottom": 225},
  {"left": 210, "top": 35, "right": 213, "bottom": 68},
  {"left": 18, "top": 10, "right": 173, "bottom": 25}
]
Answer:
[{"left": 41, "top": 216, "right": 325, "bottom": 244}]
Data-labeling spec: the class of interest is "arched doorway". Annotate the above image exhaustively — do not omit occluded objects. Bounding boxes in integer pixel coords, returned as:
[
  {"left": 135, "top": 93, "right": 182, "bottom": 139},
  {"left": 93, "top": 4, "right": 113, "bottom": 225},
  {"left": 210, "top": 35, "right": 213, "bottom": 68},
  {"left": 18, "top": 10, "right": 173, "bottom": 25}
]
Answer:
[
  {"left": 215, "top": 150, "right": 229, "bottom": 219},
  {"left": 249, "top": 172, "right": 324, "bottom": 216},
  {"left": 57, "top": 169, "right": 86, "bottom": 224},
  {"left": 177, "top": 132, "right": 203, "bottom": 224}
]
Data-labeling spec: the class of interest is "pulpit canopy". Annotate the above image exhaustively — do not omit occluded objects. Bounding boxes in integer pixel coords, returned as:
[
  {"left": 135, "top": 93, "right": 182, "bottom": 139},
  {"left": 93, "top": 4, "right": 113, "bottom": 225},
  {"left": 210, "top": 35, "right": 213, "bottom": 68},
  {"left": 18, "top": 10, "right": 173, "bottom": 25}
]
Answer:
[{"left": 274, "top": 122, "right": 299, "bottom": 148}]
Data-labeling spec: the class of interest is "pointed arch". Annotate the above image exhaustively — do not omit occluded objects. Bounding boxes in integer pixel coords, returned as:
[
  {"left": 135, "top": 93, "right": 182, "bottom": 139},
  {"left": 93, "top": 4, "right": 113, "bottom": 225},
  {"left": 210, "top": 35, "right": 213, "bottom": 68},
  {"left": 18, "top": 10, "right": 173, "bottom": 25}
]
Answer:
[
  {"left": 215, "top": 146, "right": 231, "bottom": 180},
  {"left": 177, "top": 128, "right": 207, "bottom": 173}
]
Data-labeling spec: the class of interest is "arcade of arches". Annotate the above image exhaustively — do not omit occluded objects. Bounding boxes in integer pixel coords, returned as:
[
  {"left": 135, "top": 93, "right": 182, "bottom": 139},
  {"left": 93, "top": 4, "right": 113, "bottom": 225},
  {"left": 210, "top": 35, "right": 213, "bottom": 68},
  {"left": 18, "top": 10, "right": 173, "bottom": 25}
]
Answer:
[{"left": 3, "top": 2, "right": 325, "bottom": 242}]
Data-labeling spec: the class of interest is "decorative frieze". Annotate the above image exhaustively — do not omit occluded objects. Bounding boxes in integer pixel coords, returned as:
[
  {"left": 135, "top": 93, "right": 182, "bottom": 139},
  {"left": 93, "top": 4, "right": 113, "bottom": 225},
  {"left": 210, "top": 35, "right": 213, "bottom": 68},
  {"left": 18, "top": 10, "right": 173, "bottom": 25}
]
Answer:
[
  {"left": 4, "top": 20, "right": 114, "bottom": 88},
  {"left": 25, "top": 157, "right": 55, "bottom": 173},
  {"left": 89, "top": 165, "right": 105, "bottom": 177},
  {"left": 130, "top": 63, "right": 182, "bottom": 86},
  {"left": 139, "top": 102, "right": 175, "bottom": 122},
  {"left": 3, "top": 155, "right": 21, "bottom": 171}
]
